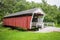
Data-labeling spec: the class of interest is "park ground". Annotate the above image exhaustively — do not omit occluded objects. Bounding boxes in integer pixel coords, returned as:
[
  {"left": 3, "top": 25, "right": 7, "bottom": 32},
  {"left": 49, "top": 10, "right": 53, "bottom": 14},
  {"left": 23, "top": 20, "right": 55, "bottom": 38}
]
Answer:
[{"left": 0, "top": 24, "right": 60, "bottom": 40}]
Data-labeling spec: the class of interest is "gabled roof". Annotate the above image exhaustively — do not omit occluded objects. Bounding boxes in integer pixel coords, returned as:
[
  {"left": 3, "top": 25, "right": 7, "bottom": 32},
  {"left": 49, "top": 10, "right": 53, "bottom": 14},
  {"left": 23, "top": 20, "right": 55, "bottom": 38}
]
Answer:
[{"left": 4, "top": 8, "right": 45, "bottom": 17}]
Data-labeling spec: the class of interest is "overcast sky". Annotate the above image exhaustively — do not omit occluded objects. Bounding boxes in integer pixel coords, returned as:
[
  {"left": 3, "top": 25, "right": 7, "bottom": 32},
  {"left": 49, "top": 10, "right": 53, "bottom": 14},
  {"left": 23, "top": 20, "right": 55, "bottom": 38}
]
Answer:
[{"left": 26, "top": 0, "right": 60, "bottom": 7}]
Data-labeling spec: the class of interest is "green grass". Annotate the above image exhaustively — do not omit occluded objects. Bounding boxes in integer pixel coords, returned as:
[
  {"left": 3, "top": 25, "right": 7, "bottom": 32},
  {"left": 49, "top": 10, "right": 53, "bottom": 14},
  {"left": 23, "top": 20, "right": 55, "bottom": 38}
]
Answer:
[
  {"left": 0, "top": 26, "right": 60, "bottom": 40},
  {"left": 57, "top": 24, "right": 60, "bottom": 27}
]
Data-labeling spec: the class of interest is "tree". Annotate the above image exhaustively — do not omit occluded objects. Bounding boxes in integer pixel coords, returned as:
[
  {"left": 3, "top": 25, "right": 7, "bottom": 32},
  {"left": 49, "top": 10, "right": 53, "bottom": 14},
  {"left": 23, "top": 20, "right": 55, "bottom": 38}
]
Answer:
[{"left": 0, "top": 0, "right": 60, "bottom": 25}]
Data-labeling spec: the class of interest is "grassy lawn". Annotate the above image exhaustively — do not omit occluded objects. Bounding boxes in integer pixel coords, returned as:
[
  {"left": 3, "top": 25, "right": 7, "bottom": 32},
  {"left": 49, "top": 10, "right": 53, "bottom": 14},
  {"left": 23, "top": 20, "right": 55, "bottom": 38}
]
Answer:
[{"left": 0, "top": 26, "right": 60, "bottom": 40}]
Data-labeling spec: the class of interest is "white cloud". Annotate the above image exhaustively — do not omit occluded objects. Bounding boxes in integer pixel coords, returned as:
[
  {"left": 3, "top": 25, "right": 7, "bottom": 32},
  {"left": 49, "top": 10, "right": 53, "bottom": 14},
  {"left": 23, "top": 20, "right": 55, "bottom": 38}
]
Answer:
[{"left": 47, "top": 0, "right": 60, "bottom": 7}]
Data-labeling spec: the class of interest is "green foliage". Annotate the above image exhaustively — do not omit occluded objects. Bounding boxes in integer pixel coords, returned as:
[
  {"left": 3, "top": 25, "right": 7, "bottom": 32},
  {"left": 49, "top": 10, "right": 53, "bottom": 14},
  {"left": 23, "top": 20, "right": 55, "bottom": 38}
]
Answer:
[{"left": 0, "top": 0, "right": 60, "bottom": 25}]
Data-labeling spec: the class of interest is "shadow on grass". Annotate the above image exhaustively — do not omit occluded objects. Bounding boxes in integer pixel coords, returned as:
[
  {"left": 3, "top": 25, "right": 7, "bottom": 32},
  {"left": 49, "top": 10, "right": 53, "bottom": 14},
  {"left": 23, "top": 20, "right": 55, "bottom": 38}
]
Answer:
[{"left": 1, "top": 25, "right": 28, "bottom": 31}]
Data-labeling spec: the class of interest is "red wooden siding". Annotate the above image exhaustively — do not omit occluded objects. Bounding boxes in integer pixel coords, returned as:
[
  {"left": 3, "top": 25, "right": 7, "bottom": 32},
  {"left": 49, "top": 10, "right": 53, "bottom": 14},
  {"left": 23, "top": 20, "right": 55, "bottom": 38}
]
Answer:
[{"left": 3, "top": 16, "right": 32, "bottom": 29}]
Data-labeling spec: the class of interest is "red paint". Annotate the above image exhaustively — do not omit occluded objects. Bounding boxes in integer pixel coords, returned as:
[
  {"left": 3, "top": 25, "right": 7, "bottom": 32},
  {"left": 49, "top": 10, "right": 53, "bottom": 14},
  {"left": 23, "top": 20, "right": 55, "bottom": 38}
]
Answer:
[{"left": 3, "top": 16, "right": 32, "bottom": 29}]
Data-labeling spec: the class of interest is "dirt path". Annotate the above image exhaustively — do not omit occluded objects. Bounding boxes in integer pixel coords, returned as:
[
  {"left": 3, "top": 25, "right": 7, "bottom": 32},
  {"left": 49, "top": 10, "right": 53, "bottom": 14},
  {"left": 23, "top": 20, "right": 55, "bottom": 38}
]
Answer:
[{"left": 36, "top": 27, "right": 60, "bottom": 33}]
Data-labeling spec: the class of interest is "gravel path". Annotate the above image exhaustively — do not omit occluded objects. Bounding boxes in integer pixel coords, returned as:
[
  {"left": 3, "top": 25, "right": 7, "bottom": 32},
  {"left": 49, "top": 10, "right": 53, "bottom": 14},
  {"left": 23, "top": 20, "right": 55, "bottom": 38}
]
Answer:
[{"left": 36, "top": 27, "right": 60, "bottom": 33}]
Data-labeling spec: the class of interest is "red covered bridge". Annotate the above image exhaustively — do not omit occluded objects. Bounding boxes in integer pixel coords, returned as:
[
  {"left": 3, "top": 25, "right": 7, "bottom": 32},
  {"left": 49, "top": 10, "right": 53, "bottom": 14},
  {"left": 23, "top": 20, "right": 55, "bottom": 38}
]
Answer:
[{"left": 3, "top": 8, "right": 45, "bottom": 30}]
